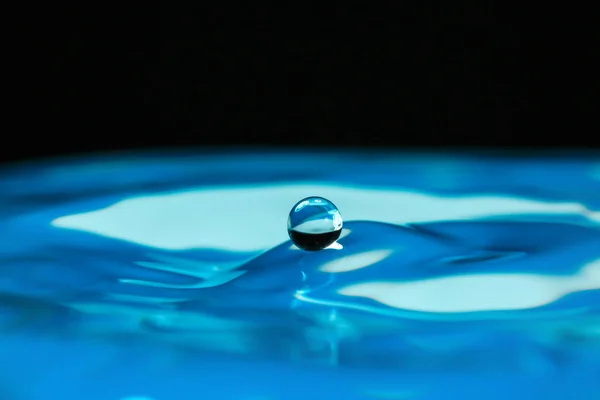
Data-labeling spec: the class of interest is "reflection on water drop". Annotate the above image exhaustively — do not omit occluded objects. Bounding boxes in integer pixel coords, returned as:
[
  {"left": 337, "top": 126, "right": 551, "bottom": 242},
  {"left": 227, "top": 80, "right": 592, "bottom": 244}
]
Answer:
[{"left": 287, "top": 196, "right": 343, "bottom": 251}]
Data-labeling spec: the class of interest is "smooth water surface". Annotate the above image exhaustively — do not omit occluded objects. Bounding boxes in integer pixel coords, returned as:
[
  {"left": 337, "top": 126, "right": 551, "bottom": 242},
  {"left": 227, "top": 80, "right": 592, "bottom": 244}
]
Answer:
[{"left": 1, "top": 151, "right": 600, "bottom": 399}]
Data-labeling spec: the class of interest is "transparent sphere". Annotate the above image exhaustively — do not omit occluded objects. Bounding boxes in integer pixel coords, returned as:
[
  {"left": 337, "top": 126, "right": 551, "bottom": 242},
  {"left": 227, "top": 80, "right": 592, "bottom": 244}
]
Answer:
[{"left": 287, "top": 196, "right": 343, "bottom": 251}]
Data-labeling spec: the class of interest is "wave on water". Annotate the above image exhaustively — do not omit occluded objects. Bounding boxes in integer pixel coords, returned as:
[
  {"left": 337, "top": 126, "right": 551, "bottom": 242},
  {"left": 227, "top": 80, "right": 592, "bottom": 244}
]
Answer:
[{"left": 1, "top": 151, "right": 600, "bottom": 399}]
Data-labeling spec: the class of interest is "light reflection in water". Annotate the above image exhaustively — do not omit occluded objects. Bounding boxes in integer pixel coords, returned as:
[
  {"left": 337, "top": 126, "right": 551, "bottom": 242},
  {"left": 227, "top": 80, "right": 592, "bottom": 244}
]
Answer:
[
  {"left": 319, "top": 249, "right": 393, "bottom": 273},
  {"left": 337, "top": 259, "right": 600, "bottom": 313},
  {"left": 51, "top": 184, "right": 600, "bottom": 251},
  {"left": 2, "top": 153, "right": 600, "bottom": 399}
]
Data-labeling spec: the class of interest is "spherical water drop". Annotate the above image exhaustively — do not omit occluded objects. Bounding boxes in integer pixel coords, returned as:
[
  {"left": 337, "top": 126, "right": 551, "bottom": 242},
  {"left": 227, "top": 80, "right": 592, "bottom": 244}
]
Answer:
[{"left": 287, "top": 196, "right": 343, "bottom": 251}]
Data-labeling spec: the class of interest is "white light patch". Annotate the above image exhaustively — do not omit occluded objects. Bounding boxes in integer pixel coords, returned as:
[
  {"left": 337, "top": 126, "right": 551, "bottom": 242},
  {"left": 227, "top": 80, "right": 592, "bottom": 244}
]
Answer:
[
  {"left": 320, "top": 249, "right": 393, "bottom": 273},
  {"left": 325, "top": 241, "right": 344, "bottom": 250},
  {"left": 338, "top": 259, "right": 600, "bottom": 313},
  {"left": 51, "top": 183, "right": 600, "bottom": 251},
  {"left": 294, "top": 200, "right": 309, "bottom": 212}
]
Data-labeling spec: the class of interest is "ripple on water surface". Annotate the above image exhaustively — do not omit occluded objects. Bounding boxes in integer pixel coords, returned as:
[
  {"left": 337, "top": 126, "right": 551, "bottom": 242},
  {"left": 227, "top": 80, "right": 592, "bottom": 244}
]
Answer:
[{"left": 1, "top": 152, "right": 600, "bottom": 400}]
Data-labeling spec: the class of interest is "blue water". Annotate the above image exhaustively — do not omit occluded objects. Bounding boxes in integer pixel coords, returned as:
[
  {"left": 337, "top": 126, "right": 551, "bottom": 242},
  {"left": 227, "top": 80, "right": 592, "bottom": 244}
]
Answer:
[{"left": 1, "top": 150, "right": 599, "bottom": 400}]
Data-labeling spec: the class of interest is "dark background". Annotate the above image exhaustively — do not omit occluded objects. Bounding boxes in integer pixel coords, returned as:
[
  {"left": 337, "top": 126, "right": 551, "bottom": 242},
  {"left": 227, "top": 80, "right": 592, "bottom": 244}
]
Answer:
[{"left": 8, "top": 4, "right": 596, "bottom": 164}]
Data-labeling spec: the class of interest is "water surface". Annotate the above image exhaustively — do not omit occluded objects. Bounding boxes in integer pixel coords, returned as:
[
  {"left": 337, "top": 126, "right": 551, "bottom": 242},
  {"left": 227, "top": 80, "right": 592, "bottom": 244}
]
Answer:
[{"left": 1, "top": 151, "right": 599, "bottom": 399}]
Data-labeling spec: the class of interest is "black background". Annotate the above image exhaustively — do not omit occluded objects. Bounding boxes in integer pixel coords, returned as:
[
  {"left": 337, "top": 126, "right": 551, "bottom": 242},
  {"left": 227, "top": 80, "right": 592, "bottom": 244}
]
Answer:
[{"left": 7, "top": 4, "right": 597, "bottom": 164}]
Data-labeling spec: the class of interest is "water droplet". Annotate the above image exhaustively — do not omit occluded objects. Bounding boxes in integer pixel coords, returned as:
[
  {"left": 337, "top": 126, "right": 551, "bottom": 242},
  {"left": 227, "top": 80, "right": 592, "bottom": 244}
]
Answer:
[{"left": 287, "top": 196, "right": 343, "bottom": 251}]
